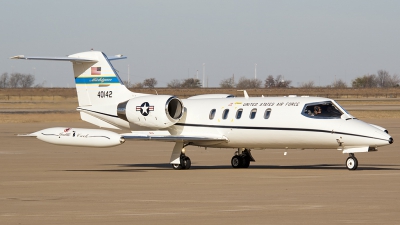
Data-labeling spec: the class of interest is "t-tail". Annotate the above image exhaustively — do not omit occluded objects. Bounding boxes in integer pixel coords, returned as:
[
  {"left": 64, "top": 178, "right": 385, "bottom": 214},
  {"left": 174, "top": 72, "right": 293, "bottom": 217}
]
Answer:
[
  {"left": 11, "top": 51, "right": 148, "bottom": 129},
  {"left": 11, "top": 50, "right": 146, "bottom": 106},
  {"left": 69, "top": 51, "right": 134, "bottom": 106}
]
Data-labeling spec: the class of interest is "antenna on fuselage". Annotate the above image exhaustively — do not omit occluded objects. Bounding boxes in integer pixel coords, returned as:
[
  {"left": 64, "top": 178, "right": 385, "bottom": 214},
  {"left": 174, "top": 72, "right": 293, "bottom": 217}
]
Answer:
[{"left": 237, "top": 90, "right": 249, "bottom": 99}]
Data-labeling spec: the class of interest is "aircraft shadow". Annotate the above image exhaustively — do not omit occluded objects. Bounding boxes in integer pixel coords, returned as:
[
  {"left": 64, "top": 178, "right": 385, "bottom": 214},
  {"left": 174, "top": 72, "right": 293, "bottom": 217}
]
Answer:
[
  {"left": 63, "top": 169, "right": 146, "bottom": 172},
  {"left": 112, "top": 163, "right": 400, "bottom": 171}
]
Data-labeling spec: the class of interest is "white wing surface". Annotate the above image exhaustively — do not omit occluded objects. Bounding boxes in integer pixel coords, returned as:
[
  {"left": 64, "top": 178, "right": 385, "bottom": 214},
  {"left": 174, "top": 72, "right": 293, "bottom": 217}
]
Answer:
[{"left": 121, "top": 133, "right": 228, "bottom": 143}]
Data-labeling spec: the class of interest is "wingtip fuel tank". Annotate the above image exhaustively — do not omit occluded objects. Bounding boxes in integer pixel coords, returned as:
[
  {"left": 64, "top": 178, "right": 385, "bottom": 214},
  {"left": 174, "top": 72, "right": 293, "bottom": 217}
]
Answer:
[{"left": 25, "top": 127, "right": 125, "bottom": 147}]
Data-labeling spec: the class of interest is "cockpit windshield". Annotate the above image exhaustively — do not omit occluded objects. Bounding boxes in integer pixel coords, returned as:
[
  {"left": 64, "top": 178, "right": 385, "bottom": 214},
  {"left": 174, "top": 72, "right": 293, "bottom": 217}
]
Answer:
[{"left": 302, "top": 101, "right": 343, "bottom": 118}]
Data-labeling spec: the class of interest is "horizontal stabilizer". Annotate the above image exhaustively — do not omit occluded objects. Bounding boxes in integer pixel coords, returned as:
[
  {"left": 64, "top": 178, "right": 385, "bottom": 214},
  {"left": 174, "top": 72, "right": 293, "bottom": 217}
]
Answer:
[
  {"left": 107, "top": 55, "right": 127, "bottom": 61},
  {"left": 10, "top": 55, "right": 97, "bottom": 62}
]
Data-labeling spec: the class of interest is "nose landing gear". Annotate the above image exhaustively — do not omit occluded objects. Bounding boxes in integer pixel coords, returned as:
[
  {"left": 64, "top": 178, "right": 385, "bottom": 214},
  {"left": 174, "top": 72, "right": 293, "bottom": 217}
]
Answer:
[{"left": 346, "top": 153, "right": 358, "bottom": 170}]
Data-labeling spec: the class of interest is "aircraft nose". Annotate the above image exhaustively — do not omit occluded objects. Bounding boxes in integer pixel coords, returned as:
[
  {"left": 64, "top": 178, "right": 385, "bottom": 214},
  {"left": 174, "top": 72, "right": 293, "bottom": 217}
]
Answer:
[{"left": 389, "top": 137, "right": 393, "bottom": 144}]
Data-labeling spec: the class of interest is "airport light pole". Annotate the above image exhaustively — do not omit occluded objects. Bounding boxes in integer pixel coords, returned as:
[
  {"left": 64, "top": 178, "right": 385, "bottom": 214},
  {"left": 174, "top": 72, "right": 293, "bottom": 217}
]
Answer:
[
  {"left": 202, "top": 63, "right": 205, "bottom": 88},
  {"left": 255, "top": 63, "right": 257, "bottom": 80},
  {"left": 128, "top": 64, "right": 130, "bottom": 86}
]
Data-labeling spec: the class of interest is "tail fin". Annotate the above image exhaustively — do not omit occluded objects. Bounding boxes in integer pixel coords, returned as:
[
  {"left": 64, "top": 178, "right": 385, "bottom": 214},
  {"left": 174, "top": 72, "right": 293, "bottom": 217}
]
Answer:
[
  {"left": 11, "top": 51, "right": 137, "bottom": 106},
  {"left": 69, "top": 51, "right": 133, "bottom": 106}
]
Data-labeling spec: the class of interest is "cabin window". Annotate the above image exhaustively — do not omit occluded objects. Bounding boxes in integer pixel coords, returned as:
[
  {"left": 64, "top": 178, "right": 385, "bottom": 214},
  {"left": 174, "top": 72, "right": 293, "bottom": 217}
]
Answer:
[
  {"left": 302, "top": 101, "right": 343, "bottom": 119},
  {"left": 222, "top": 109, "right": 229, "bottom": 120},
  {"left": 249, "top": 108, "right": 257, "bottom": 119},
  {"left": 264, "top": 108, "right": 271, "bottom": 119},
  {"left": 236, "top": 108, "right": 243, "bottom": 119},
  {"left": 209, "top": 109, "right": 216, "bottom": 120}
]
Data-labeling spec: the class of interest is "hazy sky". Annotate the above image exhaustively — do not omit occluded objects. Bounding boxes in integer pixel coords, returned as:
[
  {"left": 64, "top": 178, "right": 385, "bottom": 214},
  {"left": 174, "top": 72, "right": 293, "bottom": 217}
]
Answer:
[{"left": 1, "top": 0, "right": 400, "bottom": 87}]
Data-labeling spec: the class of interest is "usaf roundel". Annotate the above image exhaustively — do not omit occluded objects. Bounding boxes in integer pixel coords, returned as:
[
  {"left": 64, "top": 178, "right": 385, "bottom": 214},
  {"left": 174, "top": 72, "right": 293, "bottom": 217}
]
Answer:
[{"left": 136, "top": 102, "right": 154, "bottom": 116}]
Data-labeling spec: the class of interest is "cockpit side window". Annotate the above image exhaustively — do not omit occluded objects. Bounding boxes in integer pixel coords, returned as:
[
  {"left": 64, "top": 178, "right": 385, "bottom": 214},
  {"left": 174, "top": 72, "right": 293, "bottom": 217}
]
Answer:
[{"left": 302, "top": 102, "right": 343, "bottom": 119}]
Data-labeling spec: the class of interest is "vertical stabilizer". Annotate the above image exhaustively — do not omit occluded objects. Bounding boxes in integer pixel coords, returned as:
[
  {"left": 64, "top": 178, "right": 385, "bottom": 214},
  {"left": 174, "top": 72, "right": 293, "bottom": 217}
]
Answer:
[
  {"left": 69, "top": 51, "right": 133, "bottom": 106},
  {"left": 11, "top": 50, "right": 149, "bottom": 128}
]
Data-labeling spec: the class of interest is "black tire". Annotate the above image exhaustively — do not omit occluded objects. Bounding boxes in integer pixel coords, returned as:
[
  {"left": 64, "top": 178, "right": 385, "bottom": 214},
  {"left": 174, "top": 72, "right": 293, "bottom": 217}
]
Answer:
[
  {"left": 242, "top": 155, "right": 250, "bottom": 168},
  {"left": 346, "top": 156, "right": 358, "bottom": 170},
  {"left": 231, "top": 155, "right": 243, "bottom": 168},
  {"left": 184, "top": 157, "right": 191, "bottom": 170}
]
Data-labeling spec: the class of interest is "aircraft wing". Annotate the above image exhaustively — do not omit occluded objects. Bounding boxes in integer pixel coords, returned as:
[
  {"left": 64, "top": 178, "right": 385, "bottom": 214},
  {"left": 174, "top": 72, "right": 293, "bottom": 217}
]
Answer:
[{"left": 121, "top": 133, "right": 228, "bottom": 143}]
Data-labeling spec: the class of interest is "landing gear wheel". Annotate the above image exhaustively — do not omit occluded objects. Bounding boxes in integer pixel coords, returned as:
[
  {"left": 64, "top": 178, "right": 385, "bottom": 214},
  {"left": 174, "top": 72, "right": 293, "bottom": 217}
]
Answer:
[
  {"left": 242, "top": 155, "right": 250, "bottom": 168},
  {"left": 182, "top": 156, "right": 191, "bottom": 170},
  {"left": 172, "top": 156, "right": 191, "bottom": 170},
  {"left": 346, "top": 156, "right": 358, "bottom": 170},
  {"left": 231, "top": 155, "right": 243, "bottom": 168}
]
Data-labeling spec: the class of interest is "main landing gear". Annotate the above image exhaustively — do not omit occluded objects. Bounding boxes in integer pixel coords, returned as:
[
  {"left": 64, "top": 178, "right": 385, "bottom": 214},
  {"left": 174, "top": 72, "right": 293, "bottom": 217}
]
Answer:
[
  {"left": 346, "top": 153, "right": 358, "bottom": 170},
  {"left": 170, "top": 142, "right": 191, "bottom": 170},
  {"left": 231, "top": 148, "right": 255, "bottom": 168},
  {"left": 172, "top": 155, "right": 191, "bottom": 170}
]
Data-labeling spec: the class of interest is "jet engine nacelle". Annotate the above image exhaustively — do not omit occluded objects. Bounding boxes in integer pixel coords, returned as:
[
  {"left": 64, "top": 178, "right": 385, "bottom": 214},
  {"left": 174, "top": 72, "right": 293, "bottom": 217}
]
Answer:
[
  {"left": 27, "top": 127, "right": 125, "bottom": 147},
  {"left": 117, "top": 95, "right": 184, "bottom": 129}
]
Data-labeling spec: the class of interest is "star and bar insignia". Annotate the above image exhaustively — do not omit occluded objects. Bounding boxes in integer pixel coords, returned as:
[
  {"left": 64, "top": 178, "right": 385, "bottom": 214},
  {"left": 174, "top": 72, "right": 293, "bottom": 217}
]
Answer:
[{"left": 136, "top": 102, "right": 154, "bottom": 116}]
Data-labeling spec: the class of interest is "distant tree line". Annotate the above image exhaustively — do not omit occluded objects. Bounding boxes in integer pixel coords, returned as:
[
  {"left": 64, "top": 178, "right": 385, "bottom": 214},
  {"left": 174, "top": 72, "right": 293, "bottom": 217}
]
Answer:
[
  {"left": 125, "top": 78, "right": 203, "bottom": 89},
  {"left": 220, "top": 75, "right": 291, "bottom": 89},
  {"left": 0, "top": 73, "right": 39, "bottom": 88},
  {"left": 297, "top": 70, "right": 399, "bottom": 89},
  {"left": 167, "top": 78, "right": 202, "bottom": 88},
  {"left": 351, "top": 70, "right": 399, "bottom": 88},
  {"left": 124, "top": 70, "right": 399, "bottom": 89},
  {"left": 121, "top": 69, "right": 400, "bottom": 89},
  {"left": 124, "top": 78, "right": 158, "bottom": 88}
]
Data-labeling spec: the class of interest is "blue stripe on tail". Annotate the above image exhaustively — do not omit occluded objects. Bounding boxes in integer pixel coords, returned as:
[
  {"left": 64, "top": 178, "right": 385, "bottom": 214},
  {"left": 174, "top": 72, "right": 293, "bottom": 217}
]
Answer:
[{"left": 75, "top": 77, "right": 120, "bottom": 84}]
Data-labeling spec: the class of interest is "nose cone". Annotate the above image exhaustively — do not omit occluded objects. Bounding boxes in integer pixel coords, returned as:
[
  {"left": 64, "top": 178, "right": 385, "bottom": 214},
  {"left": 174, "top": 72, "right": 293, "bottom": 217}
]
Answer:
[
  {"left": 370, "top": 128, "right": 393, "bottom": 147},
  {"left": 368, "top": 123, "right": 393, "bottom": 145},
  {"left": 371, "top": 129, "right": 392, "bottom": 147},
  {"left": 343, "top": 120, "right": 393, "bottom": 147}
]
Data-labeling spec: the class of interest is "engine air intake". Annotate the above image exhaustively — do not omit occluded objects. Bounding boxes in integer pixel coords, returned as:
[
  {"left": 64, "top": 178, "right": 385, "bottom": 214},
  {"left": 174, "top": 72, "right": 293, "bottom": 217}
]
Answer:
[{"left": 166, "top": 97, "right": 183, "bottom": 120}]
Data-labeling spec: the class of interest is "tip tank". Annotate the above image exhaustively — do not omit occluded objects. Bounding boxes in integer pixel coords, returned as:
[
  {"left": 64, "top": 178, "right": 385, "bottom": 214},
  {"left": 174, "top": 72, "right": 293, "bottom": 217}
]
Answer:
[{"left": 25, "top": 127, "right": 125, "bottom": 147}]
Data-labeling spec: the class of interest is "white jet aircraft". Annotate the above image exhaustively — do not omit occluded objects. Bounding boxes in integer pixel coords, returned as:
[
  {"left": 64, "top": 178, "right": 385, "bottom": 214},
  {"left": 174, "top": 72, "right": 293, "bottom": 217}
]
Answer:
[{"left": 11, "top": 51, "right": 393, "bottom": 170}]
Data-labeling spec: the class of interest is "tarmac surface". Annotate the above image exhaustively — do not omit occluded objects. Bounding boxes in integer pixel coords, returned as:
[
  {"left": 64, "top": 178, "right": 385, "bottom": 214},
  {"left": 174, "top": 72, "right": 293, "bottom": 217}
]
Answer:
[{"left": 1, "top": 119, "right": 399, "bottom": 225}]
